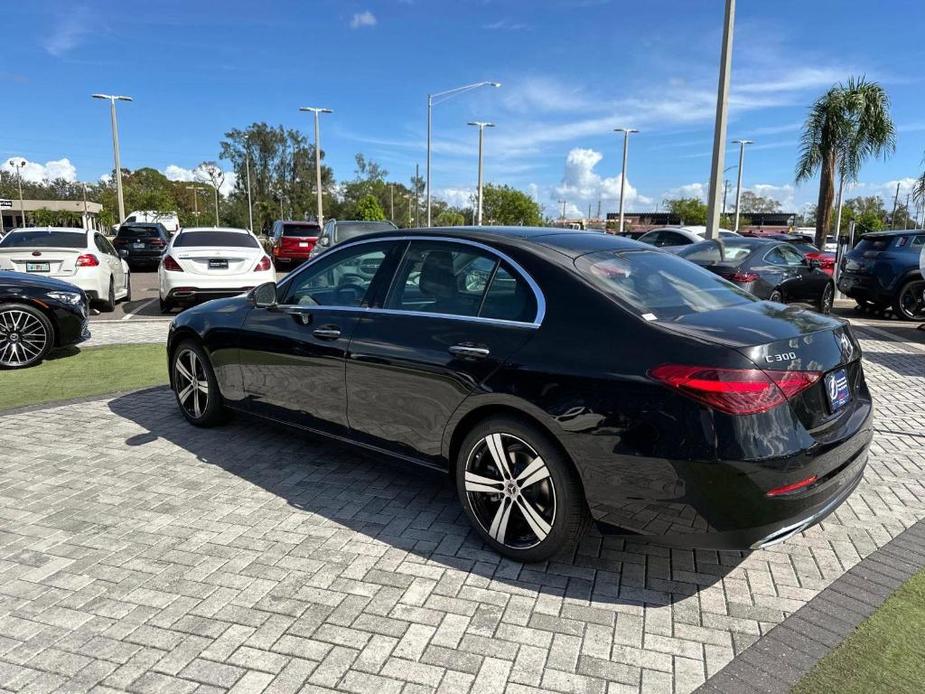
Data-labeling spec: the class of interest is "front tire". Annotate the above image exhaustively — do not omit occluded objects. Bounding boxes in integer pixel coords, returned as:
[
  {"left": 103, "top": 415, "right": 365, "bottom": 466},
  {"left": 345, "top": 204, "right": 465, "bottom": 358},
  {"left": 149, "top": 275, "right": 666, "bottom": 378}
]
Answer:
[
  {"left": 171, "top": 340, "right": 225, "bottom": 426},
  {"left": 0, "top": 303, "right": 54, "bottom": 369},
  {"left": 455, "top": 416, "right": 590, "bottom": 563},
  {"left": 122, "top": 271, "right": 132, "bottom": 303},
  {"left": 892, "top": 279, "right": 925, "bottom": 321},
  {"left": 99, "top": 278, "right": 116, "bottom": 312},
  {"left": 817, "top": 282, "right": 835, "bottom": 314}
]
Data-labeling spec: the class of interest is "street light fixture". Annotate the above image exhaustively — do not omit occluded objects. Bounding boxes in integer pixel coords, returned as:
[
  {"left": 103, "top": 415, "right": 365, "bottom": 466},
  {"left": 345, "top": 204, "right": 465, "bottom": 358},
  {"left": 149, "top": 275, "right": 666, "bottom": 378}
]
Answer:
[
  {"left": 92, "top": 93, "right": 133, "bottom": 224},
  {"left": 614, "top": 128, "right": 639, "bottom": 234},
  {"left": 426, "top": 81, "right": 501, "bottom": 227},
  {"left": 299, "top": 107, "right": 333, "bottom": 225},
  {"left": 732, "top": 139, "right": 753, "bottom": 232},
  {"left": 11, "top": 159, "right": 26, "bottom": 227},
  {"left": 467, "top": 121, "right": 495, "bottom": 226}
]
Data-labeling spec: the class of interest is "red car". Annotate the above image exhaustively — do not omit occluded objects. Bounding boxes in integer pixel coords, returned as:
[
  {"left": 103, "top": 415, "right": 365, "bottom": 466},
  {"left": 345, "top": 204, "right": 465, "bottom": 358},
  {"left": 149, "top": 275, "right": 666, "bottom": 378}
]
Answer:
[
  {"left": 268, "top": 221, "right": 320, "bottom": 267},
  {"left": 765, "top": 234, "right": 835, "bottom": 276}
]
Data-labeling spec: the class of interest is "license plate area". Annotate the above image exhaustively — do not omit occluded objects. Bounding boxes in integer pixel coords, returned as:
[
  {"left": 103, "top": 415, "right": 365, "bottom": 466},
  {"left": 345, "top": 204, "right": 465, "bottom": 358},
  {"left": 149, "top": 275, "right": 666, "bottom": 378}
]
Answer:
[
  {"left": 26, "top": 262, "right": 50, "bottom": 272},
  {"left": 133, "top": 242, "right": 145, "bottom": 249},
  {"left": 825, "top": 368, "right": 851, "bottom": 412},
  {"left": 208, "top": 259, "right": 228, "bottom": 270}
]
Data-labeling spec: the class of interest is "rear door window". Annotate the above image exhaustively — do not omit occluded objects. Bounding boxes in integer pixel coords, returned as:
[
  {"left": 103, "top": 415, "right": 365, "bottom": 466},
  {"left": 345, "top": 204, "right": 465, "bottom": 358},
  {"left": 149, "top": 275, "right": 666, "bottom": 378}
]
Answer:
[{"left": 576, "top": 249, "right": 755, "bottom": 321}]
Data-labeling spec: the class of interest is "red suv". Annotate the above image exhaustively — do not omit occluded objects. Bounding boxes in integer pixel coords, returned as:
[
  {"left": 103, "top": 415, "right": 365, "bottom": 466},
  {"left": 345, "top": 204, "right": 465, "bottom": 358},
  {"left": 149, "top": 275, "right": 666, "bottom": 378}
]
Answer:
[{"left": 268, "top": 221, "right": 320, "bottom": 268}]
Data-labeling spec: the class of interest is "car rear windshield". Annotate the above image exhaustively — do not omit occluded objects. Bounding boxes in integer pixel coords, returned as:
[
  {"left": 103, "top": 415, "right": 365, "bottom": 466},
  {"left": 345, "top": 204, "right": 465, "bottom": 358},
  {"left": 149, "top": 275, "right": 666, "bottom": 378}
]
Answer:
[
  {"left": 675, "top": 241, "right": 754, "bottom": 264},
  {"left": 282, "top": 223, "right": 320, "bottom": 237},
  {"left": 334, "top": 222, "right": 395, "bottom": 243},
  {"left": 576, "top": 249, "right": 756, "bottom": 321},
  {"left": 173, "top": 231, "right": 259, "bottom": 248},
  {"left": 0, "top": 230, "right": 87, "bottom": 249},
  {"left": 854, "top": 237, "right": 893, "bottom": 253},
  {"left": 117, "top": 225, "right": 163, "bottom": 239}
]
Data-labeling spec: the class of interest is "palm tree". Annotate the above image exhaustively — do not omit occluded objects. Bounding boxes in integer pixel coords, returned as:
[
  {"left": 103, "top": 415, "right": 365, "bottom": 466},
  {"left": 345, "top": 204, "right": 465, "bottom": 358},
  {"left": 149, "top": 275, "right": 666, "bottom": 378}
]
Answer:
[{"left": 796, "top": 77, "right": 895, "bottom": 248}]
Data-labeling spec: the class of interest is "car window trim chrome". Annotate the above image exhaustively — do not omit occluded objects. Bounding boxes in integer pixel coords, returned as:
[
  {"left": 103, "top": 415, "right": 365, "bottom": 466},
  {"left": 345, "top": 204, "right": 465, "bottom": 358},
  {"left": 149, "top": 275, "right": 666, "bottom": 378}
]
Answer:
[
  {"left": 277, "top": 234, "right": 546, "bottom": 326},
  {"left": 274, "top": 302, "right": 541, "bottom": 330}
]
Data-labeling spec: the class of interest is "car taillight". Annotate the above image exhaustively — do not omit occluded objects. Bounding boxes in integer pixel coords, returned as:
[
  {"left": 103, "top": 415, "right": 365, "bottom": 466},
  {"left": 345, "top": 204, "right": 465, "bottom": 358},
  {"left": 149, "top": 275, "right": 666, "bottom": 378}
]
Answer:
[
  {"left": 162, "top": 255, "right": 183, "bottom": 272},
  {"left": 150, "top": 239, "right": 166, "bottom": 247},
  {"left": 727, "top": 271, "right": 759, "bottom": 283},
  {"left": 76, "top": 254, "right": 99, "bottom": 267},
  {"left": 254, "top": 256, "right": 272, "bottom": 272},
  {"left": 648, "top": 365, "right": 821, "bottom": 415}
]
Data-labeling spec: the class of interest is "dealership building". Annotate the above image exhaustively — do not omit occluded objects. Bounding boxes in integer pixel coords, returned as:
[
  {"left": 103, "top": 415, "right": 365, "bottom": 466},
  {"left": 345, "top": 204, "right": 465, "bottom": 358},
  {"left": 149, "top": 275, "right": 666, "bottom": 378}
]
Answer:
[{"left": 0, "top": 198, "right": 104, "bottom": 233}]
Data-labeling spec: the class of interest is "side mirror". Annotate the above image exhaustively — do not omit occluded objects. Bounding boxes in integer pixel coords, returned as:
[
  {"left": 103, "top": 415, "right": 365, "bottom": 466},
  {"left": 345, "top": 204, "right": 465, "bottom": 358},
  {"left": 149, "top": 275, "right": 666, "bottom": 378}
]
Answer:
[
  {"left": 252, "top": 281, "right": 278, "bottom": 308},
  {"left": 320, "top": 236, "right": 331, "bottom": 247}
]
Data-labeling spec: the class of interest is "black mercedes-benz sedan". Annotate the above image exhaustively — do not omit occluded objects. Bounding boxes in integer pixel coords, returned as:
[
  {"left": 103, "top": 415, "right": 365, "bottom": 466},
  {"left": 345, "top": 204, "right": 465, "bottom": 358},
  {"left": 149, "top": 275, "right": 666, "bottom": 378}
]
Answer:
[
  {"left": 167, "top": 227, "right": 872, "bottom": 562},
  {"left": 1, "top": 271, "right": 90, "bottom": 368}
]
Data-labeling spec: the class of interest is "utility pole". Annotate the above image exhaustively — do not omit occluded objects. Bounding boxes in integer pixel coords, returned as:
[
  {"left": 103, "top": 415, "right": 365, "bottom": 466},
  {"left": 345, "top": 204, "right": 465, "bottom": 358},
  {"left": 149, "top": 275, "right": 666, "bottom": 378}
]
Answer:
[
  {"left": 614, "top": 128, "right": 638, "bottom": 234},
  {"left": 732, "top": 139, "right": 752, "bottom": 232},
  {"left": 186, "top": 186, "right": 202, "bottom": 222},
  {"left": 91, "top": 94, "right": 133, "bottom": 224},
  {"left": 722, "top": 179, "right": 729, "bottom": 216},
  {"left": 704, "top": 0, "right": 736, "bottom": 239},
  {"left": 596, "top": 199, "right": 601, "bottom": 222},
  {"left": 558, "top": 199, "right": 567, "bottom": 222},
  {"left": 467, "top": 122, "right": 494, "bottom": 225},
  {"left": 299, "top": 107, "right": 332, "bottom": 226},
  {"left": 414, "top": 164, "right": 420, "bottom": 228},
  {"left": 890, "top": 181, "right": 901, "bottom": 229},
  {"left": 12, "top": 159, "right": 26, "bottom": 228},
  {"left": 244, "top": 142, "right": 254, "bottom": 233},
  {"left": 389, "top": 183, "right": 394, "bottom": 223}
]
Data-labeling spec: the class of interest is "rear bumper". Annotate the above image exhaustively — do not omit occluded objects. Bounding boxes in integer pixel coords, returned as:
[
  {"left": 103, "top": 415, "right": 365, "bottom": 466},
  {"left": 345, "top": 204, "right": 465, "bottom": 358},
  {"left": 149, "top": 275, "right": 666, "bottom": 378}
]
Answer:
[{"left": 837, "top": 274, "right": 893, "bottom": 303}]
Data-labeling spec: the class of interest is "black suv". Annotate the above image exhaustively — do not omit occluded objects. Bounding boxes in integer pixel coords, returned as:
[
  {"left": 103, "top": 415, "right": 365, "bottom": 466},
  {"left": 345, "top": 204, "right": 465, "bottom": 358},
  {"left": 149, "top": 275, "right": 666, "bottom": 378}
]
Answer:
[
  {"left": 113, "top": 223, "right": 170, "bottom": 270},
  {"left": 308, "top": 219, "right": 398, "bottom": 259},
  {"left": 838, "top": 229, "right": 925, "bottom": 320}
]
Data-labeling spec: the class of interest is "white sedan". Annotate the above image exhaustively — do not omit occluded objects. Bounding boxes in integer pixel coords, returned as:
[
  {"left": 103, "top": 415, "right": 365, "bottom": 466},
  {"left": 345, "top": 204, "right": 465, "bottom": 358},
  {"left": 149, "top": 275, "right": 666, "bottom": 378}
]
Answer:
[
  {"left": 0, "top": 227, "right": 130, "bottom": 311},
  {"left": 159, "top": 227, "right": 275, "bottom": 312}
]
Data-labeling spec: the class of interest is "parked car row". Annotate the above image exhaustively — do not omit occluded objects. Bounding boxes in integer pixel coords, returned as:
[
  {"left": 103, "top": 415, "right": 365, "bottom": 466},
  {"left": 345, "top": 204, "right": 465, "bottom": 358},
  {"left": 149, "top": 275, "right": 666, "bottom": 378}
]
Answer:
[{"left": 167, "top": 225, "right": 873, "bottom": 561}]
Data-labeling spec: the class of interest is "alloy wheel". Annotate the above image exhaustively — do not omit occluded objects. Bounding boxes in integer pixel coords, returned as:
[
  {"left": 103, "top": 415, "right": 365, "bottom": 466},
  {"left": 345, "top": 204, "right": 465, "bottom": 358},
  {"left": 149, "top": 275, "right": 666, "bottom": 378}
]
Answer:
[
  {"left": 464, "top": 432, "right": 556, "bottom": 550},
  {"left": 897, "top": 281, "right": 925, "bottom": 320},
  {"left": 174, "top": 348, "right": 210, "bottom": 418},
  {"left": 0, "top": 308, "right": 49, "bottom": 368},
  {"left": 821, "top": 283, "right": 834, "bottom": 313}
]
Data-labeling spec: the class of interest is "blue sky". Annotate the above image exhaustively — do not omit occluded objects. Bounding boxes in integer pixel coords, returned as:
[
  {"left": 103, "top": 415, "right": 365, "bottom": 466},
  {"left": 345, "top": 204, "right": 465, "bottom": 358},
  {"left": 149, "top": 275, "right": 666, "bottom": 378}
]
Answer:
[{"left": 3, "top": 0, "right": 925, "bottom": 218}]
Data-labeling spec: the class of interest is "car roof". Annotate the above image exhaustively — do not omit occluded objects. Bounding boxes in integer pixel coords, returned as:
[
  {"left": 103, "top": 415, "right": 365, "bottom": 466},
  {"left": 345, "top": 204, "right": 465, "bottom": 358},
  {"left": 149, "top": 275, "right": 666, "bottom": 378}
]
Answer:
[
  {"left": 860, "top": 229, "right": 924, "bottom": 237},
  {"left": 7, "top": 226, "right": 87, "bottom": 233},
  {"left": 339, "top": 225, "right": 645, "bottom": 258},
  {"left": 178, "top": 227, "right": 252, "bottom": 234}
]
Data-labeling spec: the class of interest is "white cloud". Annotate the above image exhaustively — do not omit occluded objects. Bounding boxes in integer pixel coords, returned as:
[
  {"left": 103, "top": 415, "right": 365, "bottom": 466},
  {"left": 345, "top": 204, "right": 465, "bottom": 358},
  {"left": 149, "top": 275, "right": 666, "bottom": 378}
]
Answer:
[
  {"left": 553, "top": 147, "right": 651, "bottom": 210},
  {"left": 350, "top": 11, "right": 377, "bottom": 29},
  {"left": 501, "top": 77, "right": 593, "bottom": 115},
  {"left": 163, "top": 164, "right": 237, "bottom": 196},
  {"left": 43, "top": 6, "right": 93, "bottom": 57},
  {"left": 484, "top": 19, "right": 529, "bottom": 31},
  {"left": 2, "top": 157, "right": 77, "bottom": 183},
  {"left": 436, "top": 187, "right": 475, "bottom": 209},
  {"left": 662, "top": 182, "right": 708, "bottom": 201}
]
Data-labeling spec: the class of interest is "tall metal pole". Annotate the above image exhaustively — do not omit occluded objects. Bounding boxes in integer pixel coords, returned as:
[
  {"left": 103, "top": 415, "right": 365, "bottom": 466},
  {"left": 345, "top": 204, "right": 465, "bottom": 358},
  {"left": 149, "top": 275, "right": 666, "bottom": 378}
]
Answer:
[
  {"left": 833, "top": 174, "right": 846, "bottom": 238},
  {"left": 890, "top": 181, "right": 901, "bottom": 229},
  {"left": 614, "top": 128, "right": 638, "bottom": 234},
  {"left": 186, "top": 186, "right": 200, "bottom": 221},
  {"left": 92, "top": 94, "right": 133, "bottom": 225},
  {"left": 426, "top": 81, "right": 501, "bottom": 227},
  {"left": 245, "top": 148, "right": 254, "bottom": 233},
  {"left": 468, "top": 122, "right": 494, "bottom": 226},
  {"left": 299, "top": 107, "right": 332, "bottom": 226},
  {"left": 14, "top": 160, "right": 26, "bottom": 228},
  {"left": 704, "top": 0, "right": 736, "bottom": 240},
  {"left": 426, "top": 95, "right": 432, "bottom": 227},
  {"left": 389, "top": 184, "right": 395, "bottom": 223},
  {"left": 732, "top": 139, "right": 752, "bottom": 232},
  {"left": 213, "top": 183, "right": 220, "bottom": 225}
]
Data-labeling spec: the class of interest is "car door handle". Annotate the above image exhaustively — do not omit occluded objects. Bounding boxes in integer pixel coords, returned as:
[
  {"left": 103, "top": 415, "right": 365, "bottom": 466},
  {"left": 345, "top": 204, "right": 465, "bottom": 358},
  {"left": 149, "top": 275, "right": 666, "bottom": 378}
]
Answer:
[
  {"left": 449, "top": 344, "right": 490, "bottom": 358},
  {"left": 312, "top": 326, "right": 342, "bottom": 340}
]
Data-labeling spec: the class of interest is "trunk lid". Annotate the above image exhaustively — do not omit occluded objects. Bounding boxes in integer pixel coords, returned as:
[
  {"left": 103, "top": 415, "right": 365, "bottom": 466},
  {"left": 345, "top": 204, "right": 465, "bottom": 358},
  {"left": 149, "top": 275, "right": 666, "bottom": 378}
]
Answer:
[
  {"left": 173, "top": 247, "right": 259, "bottom": 276},
  {"left": 0, "top": 248, "right": 83, "bottom": 277}
]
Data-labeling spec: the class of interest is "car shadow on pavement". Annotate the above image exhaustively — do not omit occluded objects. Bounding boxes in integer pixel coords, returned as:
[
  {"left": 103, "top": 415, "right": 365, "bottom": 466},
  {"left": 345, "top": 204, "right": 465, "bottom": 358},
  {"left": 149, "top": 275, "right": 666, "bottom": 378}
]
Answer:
[
  {"left": 108, "top": 387, "right": 746, "bottom": 607},
  {"left": 861, "top": 351, "right": 925, "bottom": 379}
]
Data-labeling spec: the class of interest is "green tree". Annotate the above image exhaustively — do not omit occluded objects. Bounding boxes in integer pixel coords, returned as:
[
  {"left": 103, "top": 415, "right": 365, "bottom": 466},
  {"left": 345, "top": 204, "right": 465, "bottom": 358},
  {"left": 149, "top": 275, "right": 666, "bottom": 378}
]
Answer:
[
  {"left": 434, "top": 209, "right": 466, "bottom": 226},
  {"left": 353, "top": 194, "right": 386, "bottom": 221},
  {"left": 480, "top": 184, "right": 543, "bottom": 226},
  {"left": 796, "top": 77, "right": 895, "bottom": 248},
  {"left": 738, "top": 191, "right": 781, "bottom": 214},
  {"left": 842, "top": 196, "right": 886, "bottom": 233},
  {"left": 665, "top": 197, "right": 707, "bottom": 225}
]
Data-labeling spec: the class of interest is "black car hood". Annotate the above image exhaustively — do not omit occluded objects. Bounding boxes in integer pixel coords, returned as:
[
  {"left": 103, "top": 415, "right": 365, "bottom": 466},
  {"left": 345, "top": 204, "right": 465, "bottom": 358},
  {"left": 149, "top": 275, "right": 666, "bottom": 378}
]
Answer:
[
  {"left": 0, "top": 270, "right": 83, "bottom": 293},
  {"left": 657, "top": 301, "right": 843, "bottom": 350}
]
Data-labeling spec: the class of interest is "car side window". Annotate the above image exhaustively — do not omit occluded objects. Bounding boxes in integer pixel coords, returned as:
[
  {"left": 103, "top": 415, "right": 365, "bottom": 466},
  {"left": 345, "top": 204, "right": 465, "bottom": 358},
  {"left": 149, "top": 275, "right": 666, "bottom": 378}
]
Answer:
[
  {"left": 778, "top": 245, "right": 805, "bottom": 265},
  {"left": 94, "top": 234, "right": 114, "bottom": 256},
  {"left": 911, "top": 235, "right": 925, "bottom": 248},
  {"left": 764, "top": 247, "right": 788, "bottom": 266},
  {"left": 639, "top": 231, "right": 659, "bottom": 246},
  {"left": 480, "top": 263, "right": 538, "bottom": 323},
  {"left": 283, "top": 242, "right": 394, "bottom": 307},
  {"left": 661, "top": 232, "right": 688, "bottom": 247}
]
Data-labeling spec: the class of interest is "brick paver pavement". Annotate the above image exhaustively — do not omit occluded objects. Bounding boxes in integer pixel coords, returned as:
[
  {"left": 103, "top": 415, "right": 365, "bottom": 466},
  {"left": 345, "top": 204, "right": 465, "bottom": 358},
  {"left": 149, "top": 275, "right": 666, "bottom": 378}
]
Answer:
[
  {"left": 84, "top": 319, "right": 170, "bottom": 348},
  {"left": 0, "top": 330, "right": 922, "bottom": 693}
]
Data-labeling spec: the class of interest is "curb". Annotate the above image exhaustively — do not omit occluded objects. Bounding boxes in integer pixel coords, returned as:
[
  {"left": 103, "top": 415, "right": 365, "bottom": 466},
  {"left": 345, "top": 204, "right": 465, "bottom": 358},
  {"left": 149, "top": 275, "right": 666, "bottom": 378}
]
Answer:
[
  {"left": 695, "top": 517, "right": 925, "bottom": 693},
  {"left": 0, "top": 385, "right": 171, "bottom": 418}
]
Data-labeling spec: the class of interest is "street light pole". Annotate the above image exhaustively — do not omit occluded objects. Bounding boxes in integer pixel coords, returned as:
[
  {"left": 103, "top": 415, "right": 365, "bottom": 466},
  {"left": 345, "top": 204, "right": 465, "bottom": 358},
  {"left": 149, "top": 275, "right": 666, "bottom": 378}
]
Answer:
[
  {"left": 614, "top": 128, "right": 638, "bottom": 234},
  {"left": 426, "top": 81, "right": 501, "bottom": 227},
  {"left": 12, "top": 159, "right": 26, "bottom": 227},
  {"left": 244, "top": 140, "right": 254, "bottom": 233},
  {"left": 92, "top": 94, "right": 133, "bottom": 224},
  {"left": 704, "top": 0, "right": 736, "bottom": 240},
  {"left": 467, "top": 121, "right": 494, "bottom": 226},
  {"left": 732, "top": 139, "right": 752, "bottom": 232},
  {"left": 185, "top": 186, "right": 202, "bottom": 222},
  {"left": 300, "top": 107, "right": 333, "bottom": 226}
]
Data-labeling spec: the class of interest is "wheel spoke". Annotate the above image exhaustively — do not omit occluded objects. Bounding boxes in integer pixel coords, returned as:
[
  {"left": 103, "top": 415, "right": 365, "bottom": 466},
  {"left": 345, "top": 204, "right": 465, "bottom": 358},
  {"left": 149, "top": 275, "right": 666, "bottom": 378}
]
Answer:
[
  {"left": 178, "top": 382, "right": 194, "bottom": 403},
  {"left": 197, "top": 382, "right": 209, "bottom": 394},
  {"left": 514, "top": 494, "right": 551, "bottom": 541},
  {"left": 175, "top": 359, "right": 193, "bottom": 382},
  {"left": 192, "top": 389, "right": 202, "bottom": 417},
  {"left": 515, "top": 457, "right": 549, "bottom": 489},
  {"left": 488, "top": 497, "right": 513, "bottom": 543},
  {"left": 465, "top": 471, "right": 505, "bottom": 494},
  {"left": 485, "top": 433, "right": 513, "bottom": 479}
]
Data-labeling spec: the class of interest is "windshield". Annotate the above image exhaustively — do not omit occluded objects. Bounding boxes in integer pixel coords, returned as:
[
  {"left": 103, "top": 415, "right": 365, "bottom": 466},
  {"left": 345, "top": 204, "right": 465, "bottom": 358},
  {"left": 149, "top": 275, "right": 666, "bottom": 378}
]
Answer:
[
  {"left": 117, "top": 225, "right": 163, "bottom": 239},
  {"left": 173, "top": 231, "right": 259, "bottom": 248},
  {"left": 0, "top": 230, "right": 87, "bottom": 249},
  {"left": 676, "top": 241, "right": 755, "bottom": 263},
  {"left": 576, "top": 249, "right": 755, "bottom": 321},
  {"left": 282, "top": 223, "right": 320, "bottom": 237},
  {"left": 334, "top": 221, "right": 395, "bottom": 243}
]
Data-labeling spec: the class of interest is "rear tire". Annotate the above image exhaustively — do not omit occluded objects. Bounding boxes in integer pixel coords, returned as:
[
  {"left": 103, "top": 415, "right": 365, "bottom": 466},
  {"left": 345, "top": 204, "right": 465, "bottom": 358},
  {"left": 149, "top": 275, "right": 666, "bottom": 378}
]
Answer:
[
  {"left": 892, "top": 279, "right": 925, "bottom": 321},
  {"left": 171, "top": 340, "right": 225, "bottom": 426},
  {"left": 159, "top": 298, "right": 174, "bottom": 314},
  {"left": 122, "top": 271, "right": 132, "bottom": 303},
  {"left": 0, "top": 303, "right": 54, "bottom": 369},
  {"left": 768, "top": 289, "right": 784, "bottom": 303},
  {"left": 99, "top": 278, "right": 116, "bottom": 312},
  {"left": 455, "top": 416, "right": 590, "bottom": 563},
  {"left": 817, "top": 282, "right": 835, "bottom": 314}
]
